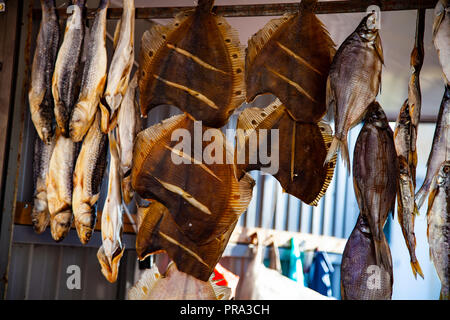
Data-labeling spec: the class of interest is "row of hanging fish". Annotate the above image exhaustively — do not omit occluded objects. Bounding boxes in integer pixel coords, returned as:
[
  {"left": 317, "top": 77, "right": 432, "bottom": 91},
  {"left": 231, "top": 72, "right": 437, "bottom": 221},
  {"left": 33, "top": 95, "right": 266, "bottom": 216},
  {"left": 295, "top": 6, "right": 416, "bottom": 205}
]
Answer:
[{"left": 30, "top": 0, "right": 137, "bottom": 283}]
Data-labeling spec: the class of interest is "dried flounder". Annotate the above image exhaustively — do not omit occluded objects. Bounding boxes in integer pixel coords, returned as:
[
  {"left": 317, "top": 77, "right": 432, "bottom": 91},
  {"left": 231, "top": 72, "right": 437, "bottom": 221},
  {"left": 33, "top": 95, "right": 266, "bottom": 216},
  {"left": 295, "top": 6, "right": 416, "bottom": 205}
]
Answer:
[
  {"left": 29, "top": 0, "right": 60, "bottom": 144},
  {"left": 341, "top": 214, "right": 393, "bottom": 300},
  {"left": 136, "top": 201, "right": 237, "bottom": 281},
  {"left": 72, "top": 111, "right": 107, "bottom": 244},
  {"left": 246, "top": 0, "right": 335, "bottom": 123},
  {"left": 97, "top": 132, "right": 125, "bottom": 283},
  {"left": 235, "top": 99, "right": 336, "bottom": 206},
  {"left": 131, "top": 113, "right": 254, "bottom": 245},
  {"left": 47, "top": 130, "right": 79, "bottom": 241},
  {"left": 138, "top": 0, "right": 245, "bottom": 128},
  {"left": 128, "top": 262, "right": 231, "bottom": 300},
  {"left": 32, "top": 134, "right": 56, "bottom": 234},
  {"left": 70, "top": 0, "right": 108, "bottom": 142}
]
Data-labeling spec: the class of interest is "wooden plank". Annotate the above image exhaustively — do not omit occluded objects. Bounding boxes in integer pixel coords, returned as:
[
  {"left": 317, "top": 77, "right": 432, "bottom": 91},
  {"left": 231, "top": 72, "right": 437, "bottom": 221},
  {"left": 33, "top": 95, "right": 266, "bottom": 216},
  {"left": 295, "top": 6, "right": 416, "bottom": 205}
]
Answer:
[
  {"left": 32, "top": 0, "right": 438, "bottom": 20},
  {"left": 14, "top": 202, "right": 137, "bottom": 234}
]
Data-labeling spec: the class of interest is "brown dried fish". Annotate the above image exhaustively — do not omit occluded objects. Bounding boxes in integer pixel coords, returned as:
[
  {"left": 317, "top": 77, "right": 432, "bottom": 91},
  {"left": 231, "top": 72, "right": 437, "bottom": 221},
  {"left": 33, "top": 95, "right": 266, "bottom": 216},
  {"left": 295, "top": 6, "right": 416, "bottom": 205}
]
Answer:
[
  {"left": 72, "top": 111, "right": 107, "bottom": 244},
  {"left": 235, "top": 99, "right": 336, "bottom": 206},
  {"left": 394, "top": 101, "right": 424, "bottom": 279},
  {"left": 427, "top": 161, "right": 450, "bottom": 300},
  {"left": 138, "top": 0, "right": 245, "bottom": 128},
  {"left": 325, "top": 13, "right": 383, "bottom": 169},
  {"left": 246, "top": 0, "right": 335, "bottom": 123},
  {"left": 29, "top": 0, "right": 60, "bottom": 144},
  {"left": 353, "top": 103, "right": 397, "bottom": 272},
  {"left": 341, "top": 214, "right": 393, "bottom": 300},
  {"left": 128, "top": 262, "right": 231, "bottom": 300},
  {"left": 32, "top": 134, "right": 56, "bottom": 234}
]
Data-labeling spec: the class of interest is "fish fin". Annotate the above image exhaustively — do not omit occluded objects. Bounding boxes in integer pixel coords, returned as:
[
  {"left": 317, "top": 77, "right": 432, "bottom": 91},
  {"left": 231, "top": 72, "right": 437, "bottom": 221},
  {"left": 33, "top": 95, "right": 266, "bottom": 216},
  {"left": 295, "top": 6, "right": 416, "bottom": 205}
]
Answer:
[
  {"left": 326, "top": 76, "right": 336, "bottom": 114},
  {"left": 97, "top": 245, "right": 125, "bottom": 283},
  {"left": 208, "top": 272, "right": 232, "bottom": 300},
  {"left": 113, "top": 18, "right": 122, "bottom": 49},
  {"left": 309, "top": 122, "right": 336, "bottom": 206},
  {"left": 246, "top": 14, "right": 293, "bottom": 72},
  {"left": 108, "top": 108, "right": 120, "bottom": 133},
  {"left": 375, "top": 34, "right": 384, "bottom": 65},
  {"left": 410, "top": 260, "right": 424, "bottom": 279},
  {"left": 415, "top": 181, "right": 431, "bottom": 209},
  {"left": 324, "top": 136, "right": 350, "bottom": 174},
  {"left": 99, "top": 99, "right": 110, "bottom": 134},
  {"left": 215, "top": 15, "right": 246, "bottom": 110},
  {"left": 127, "top": 264, "right": 161, "bottom": 300}
]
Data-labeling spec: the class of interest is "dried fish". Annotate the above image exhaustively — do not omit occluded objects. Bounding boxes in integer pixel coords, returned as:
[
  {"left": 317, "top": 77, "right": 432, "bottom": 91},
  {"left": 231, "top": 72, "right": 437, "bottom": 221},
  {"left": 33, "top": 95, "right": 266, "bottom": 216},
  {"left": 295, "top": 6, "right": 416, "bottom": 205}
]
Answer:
[
  {"left": 128, "top": 262, "right": 231, "bottom": 300},
  {"left": 31, "top": 134, "right": 56, "bottom": 234},
  {"left": 341, "top": 214, "right": 393, "bottom": 300},
  {"left": 433, "top": 0, "right": 450, "bottom": 85},
  {"left": 97, "top": 132, "right": 125, "bottom": 283},
  {"left": 325, "top": 13, "right": 383, "bottom": 170},
  {"left": 246, "top": 0, "right": 335, "bottom": 123},
  {"left": 138, "top": 0, "right": 245, "bottom": 128},
  {"left": 47, "top": 130, "right": 78, "bottom": 241},
  {"left": 102, "top": 0, "right": 134, "bottom": 131},
  {"left": 29, "top": 0, "right": 59, "bottom": 144},
  {"left": 69, "top": 0, "right": 108, "bottom": 142},
  {"left": 416, "top": 86, "right": 450, "bottom": 208},
  {"left": 52, "top": 0, "right": 86, "bottom": 136},
  {"left": 235, "top": 99, "right": 336, "bottom": 206},
  {"left": 72, "top": 111, "right": 107, "bottom": 244},
  {"left": 353, "top": 103, "right": 397, "bottom": 272},
  {"left": 427, "top": 161, "right": 450, "bottom": 300},
  {"left": 394, "top": 101, "right": 424, "bottom": 279},
  {"left": 117, "top": 74, "right": 140, "bottom": 204}
]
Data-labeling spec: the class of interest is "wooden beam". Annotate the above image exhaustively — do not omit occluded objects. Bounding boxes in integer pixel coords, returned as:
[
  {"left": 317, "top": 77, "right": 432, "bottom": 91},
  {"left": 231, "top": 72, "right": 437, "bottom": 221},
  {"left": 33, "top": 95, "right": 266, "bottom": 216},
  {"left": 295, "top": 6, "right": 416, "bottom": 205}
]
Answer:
[{"left": 32, "top": 0, "right": 438, "bottom": 20}]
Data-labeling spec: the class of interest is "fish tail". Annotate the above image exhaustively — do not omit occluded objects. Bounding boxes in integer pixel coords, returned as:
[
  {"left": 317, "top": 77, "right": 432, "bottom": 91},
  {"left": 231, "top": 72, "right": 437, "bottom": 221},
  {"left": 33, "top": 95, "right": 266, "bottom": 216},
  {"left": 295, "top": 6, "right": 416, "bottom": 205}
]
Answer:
[
  {"left": 410, "top": 259, "right": 424, "bottom": 279},
  {"left": 373, "top": 238, "right": 392, "bottom": 272},
  {"left": 415, "top": 182, "right": 430, "bottom": 209},
  {"left": 324, "top": 136, "right": 350, "bottom": 173}
]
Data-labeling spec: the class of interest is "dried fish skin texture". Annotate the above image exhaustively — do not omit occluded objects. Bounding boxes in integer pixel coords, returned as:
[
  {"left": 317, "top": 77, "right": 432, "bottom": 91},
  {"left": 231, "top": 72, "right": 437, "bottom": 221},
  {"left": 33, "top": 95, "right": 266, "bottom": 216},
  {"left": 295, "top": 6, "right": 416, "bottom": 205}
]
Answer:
[
  {"left": 136, "top": 201, "right": 237, "bottom": 282},
  {"left": 138, "top": 5, "right": 245, "bottom": 128},
  {"left": 246, "top": 0, "right": 335, "bottom": 123},
  {"left": 235, "top": 99, "right": 336, "bottom": 206},
  {"left": 132, "top": 114, "right": 254, "bottom": 245}
]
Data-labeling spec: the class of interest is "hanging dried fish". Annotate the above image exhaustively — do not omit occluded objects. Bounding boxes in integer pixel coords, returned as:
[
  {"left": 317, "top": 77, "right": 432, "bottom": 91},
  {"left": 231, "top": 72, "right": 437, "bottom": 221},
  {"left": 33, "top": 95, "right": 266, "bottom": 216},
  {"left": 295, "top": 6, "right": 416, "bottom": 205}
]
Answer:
[
  {"left": 136, "top": 201, "right": 238, "bottom": 281},
  {"left": 31, "top": 134, "right": 56, "bottom": 234},
  {"left": 131, "top": 114, "right": 254, "bottom": 245},
  {"left": 394, "top": 101, "right": 424, "bottom": 279},
  {"left": 72, "top": 111, "right": 107, "bottom": 244},
  {"left": 97, "top": 132, "right": 125, "bottom": 283},
  {"left": 117, "top": 74, "right": 140, "bottom": 204},
  {"left": 341, "top": 214, "right": 393, "bottom": 300},
  {"left": 128, "top": 262, "right": 231, "bottom": 300},
  {"left": 52, "top": 0, "right": 85, "bottom": 136},
  {"left": 433, "top": 0, "right": 450, "bottom": 85},
  {"left": 69, "top": 0, "right": 108, "bottom": 142},
  {"left": 235, "top": 99, "right": 336, "bottom": 206},
  {"left": 353, "top": 103, "right": 397, "bottom": 272},
  {"left": 427, "top": 161, "right": 450, "bottom": 300},
  {"left": 416, "top": 86, "right": 450, "bottom": 208},
  {"left": 324, "top": 13, "right": 383, "bottom": 170},
  {"left": 138, "top": 0, "right": 245, "bottom": 128},
  {"left": 102, "top": 0, "right": 134, "bottom": 131},
  {"left": 245, "top": 0, "right": 335, "bottom": 123},
  {"left": 47, "top": 130, "right": 79, "bottom": 241},
  {"left": 29, "top": 0, "right": 60, "bottom": 144}
]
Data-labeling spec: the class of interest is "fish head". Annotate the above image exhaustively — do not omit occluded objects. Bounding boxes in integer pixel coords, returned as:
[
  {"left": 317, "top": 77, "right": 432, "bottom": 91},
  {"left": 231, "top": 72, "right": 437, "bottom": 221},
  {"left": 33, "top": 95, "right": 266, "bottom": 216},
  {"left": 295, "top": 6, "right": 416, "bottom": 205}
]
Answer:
[
  {"left": 50, "top": 210, "right": 73, "bottom": 242},
  {"left": 437, "top": 161, "right": 450, "bottom": 185},
  {"left": 357, "top": 12, "right": 379, "bottom": 42},
  {"left": 74, "top": 206, "right": 96, "bottom": 244},
  {"left": 365, "top": 102, "right": 388, "bottom": 128},
  {"left": 31, "top": 208, "right": 50, "bottom": 234},
  {"left": 69, "top": 108, "right": 88, "bottom": 142}
]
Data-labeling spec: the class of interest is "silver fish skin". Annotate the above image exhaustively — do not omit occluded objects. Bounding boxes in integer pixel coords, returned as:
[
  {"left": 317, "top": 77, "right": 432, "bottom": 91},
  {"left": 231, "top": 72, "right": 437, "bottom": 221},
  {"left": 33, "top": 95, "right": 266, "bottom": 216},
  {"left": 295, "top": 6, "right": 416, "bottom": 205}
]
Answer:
[
  {"left": 32, "top": 134, "right": 56, "bottom": 234},
  {"left": 433, "top": 0, "right": 450, "bottom": 85},
  {"left": 341, "top": 214, "right": 393, "bottom": 300},
  {"left": 69, "top": 0, "right": 108, "bottom": 142},
  {"left": 47, "top": 131, "right": 79, "bottom": 241},
  {"left": 325, "top": 13, "right": 383, "bottom": 170},
  {"left": 52, "top": 0, "right": 86, "bottom": 137},
  {"left": 29, "top": 0, "right": 60, "bottom": 144},
  {"left": 353, "top": 103, "right": 397, "bottom": 272},
  {"left": 102, "top": 0, "right": 135, "bottom": 131},
  {"left": 394, "top": 100, "right": 424, "bottom": 279},
  {"left": 72, "top": 111, "right": 107, "bottom": 244},
  {"left": 427, "top": 161, "right": 450, "bottom": 300},
  {"left": 97, "top": 132, "right": 125, "bottom": 283},
  {"left": 117, "top": 74, "right": 140, "bottom": 204},
  {"left": 416, "top": 86, "right": 450, "bottom": 208}
]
